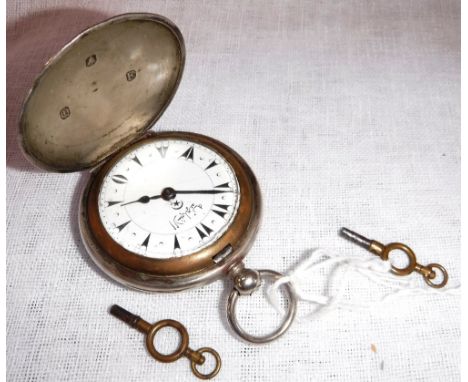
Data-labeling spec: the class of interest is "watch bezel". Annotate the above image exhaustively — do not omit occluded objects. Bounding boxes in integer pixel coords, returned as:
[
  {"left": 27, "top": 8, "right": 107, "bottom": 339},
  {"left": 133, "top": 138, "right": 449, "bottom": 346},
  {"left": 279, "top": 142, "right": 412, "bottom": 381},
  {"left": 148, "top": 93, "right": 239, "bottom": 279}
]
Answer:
[{"left": 80, "top": 131, "right": 261, "bottom": 291}]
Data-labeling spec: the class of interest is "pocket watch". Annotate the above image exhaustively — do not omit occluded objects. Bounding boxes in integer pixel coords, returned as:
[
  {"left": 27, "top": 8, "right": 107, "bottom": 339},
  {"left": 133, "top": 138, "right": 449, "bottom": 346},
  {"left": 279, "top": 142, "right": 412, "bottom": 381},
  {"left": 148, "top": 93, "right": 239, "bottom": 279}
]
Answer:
[{"left": 19, "top": 13, "right": 296, "bottom": 343}]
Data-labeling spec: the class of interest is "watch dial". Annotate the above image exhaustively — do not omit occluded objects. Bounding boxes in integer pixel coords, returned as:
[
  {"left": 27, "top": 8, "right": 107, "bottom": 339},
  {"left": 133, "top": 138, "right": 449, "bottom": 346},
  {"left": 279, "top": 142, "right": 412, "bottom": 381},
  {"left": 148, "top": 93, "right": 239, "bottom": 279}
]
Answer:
[{"left": 98, "top": 138, "right": 240, "bottom": 259}]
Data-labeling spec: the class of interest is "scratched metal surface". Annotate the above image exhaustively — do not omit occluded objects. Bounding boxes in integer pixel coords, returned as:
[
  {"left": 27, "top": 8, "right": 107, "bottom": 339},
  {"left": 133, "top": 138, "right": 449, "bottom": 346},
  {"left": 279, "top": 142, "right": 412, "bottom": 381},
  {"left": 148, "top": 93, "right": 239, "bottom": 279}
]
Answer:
[{"left": 6, "top": 1, "right": 460, "bottom": 381}]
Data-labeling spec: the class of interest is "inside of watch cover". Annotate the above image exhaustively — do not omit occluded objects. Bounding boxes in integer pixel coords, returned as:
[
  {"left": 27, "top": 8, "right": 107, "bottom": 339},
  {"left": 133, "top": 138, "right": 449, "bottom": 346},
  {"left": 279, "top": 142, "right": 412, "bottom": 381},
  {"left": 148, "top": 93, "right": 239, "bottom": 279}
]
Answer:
[{"left": 19, "top": 14, "right": 185, "bottom": 172}]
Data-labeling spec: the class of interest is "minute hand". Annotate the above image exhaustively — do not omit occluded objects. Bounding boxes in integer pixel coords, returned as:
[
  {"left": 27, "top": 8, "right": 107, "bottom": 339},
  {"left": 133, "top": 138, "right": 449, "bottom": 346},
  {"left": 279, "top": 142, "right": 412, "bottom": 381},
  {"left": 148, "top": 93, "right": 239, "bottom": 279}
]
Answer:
[{"left": 175, "top": 189, "right": 232, "bottom": 195}]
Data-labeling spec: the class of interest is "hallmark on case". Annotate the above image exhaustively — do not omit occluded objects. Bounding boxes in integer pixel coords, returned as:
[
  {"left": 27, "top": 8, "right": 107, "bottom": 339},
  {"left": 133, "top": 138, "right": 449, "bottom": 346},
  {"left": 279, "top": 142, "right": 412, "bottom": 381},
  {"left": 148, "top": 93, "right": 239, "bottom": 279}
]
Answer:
[
  {"left": 59, "top": 106, "right": 71, "bottom": 120},
  {"left": 126, "top": 70, "right": 137, "bottom": 81},
  {"left": 85, "top": 54, "right": 97, "bottom": 67}
]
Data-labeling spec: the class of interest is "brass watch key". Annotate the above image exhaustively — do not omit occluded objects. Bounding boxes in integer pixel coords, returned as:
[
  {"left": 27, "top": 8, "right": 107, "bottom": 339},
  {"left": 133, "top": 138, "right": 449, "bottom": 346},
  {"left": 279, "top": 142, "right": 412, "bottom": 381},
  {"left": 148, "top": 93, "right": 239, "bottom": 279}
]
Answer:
[
  {"left": 341, "top": 228, "right": 448, "bottom": 288},
  {"left": 110, "top": 304, "right": 221, "bottom": 379}
]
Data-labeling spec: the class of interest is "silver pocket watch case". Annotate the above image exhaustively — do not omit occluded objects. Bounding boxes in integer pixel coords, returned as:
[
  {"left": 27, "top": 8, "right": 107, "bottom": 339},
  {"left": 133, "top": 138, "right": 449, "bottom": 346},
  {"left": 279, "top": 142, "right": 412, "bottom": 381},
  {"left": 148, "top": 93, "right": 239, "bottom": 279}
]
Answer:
[
  {"left": 19, "top": 13, "right": 296, "bottom": 344},
  {"left": 19, "top": 13, "right": 185, "bottom": 172}
]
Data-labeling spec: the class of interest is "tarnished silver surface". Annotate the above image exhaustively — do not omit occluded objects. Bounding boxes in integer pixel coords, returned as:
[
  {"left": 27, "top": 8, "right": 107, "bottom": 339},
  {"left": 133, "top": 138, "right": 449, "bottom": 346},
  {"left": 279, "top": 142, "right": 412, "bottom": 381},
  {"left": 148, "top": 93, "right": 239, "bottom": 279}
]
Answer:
[
  {"left": 227, "top": 269, "right": 297, "bottom": 344},
  {"left": 18, "top": 12, "right": 297, "bottom": 344},
  {"left": 19, "top": 13, "right": 185, "bottom": 172}
]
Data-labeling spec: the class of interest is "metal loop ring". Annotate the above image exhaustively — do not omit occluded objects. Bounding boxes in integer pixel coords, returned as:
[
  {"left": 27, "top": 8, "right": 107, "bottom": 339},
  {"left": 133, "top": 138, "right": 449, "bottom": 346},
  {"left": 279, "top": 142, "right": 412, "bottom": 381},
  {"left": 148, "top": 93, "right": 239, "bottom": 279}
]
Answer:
[
  {"left": 227, "top": 269, "right": 297, "bottom": 344},
  {"left": 190, "top": 347, "right": 222, "bottom": 380},
  {"left": 146, "top": 319, "right": 189, "bottom": 363},
  {"left": 382, "top": 243, "right": 417, "bottom": 276},
  {"left": 423, "top": 263, "right": 449, "bottom": 289}
]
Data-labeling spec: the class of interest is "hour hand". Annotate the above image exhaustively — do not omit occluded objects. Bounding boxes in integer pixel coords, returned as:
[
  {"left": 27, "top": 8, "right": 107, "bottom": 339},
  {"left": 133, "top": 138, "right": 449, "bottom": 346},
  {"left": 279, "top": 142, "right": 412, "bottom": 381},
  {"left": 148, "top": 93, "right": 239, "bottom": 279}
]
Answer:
[{"left": 121, "top": 194, "right": 162, "bottom": 206}]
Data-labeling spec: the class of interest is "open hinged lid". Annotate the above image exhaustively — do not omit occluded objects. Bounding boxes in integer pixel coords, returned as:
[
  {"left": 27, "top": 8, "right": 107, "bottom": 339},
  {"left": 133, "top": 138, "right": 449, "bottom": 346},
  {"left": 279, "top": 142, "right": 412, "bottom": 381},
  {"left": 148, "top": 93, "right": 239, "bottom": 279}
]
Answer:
[{"left": 19, "top": 13, "right": 185, "bottom": 172}]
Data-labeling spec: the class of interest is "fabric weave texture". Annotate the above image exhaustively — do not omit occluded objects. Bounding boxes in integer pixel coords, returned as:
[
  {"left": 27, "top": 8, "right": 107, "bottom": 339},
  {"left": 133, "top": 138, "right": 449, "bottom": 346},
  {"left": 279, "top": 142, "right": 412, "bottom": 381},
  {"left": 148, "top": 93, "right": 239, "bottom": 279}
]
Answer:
[{"left": 6, "top": 1, "right": 460, "bottom": 381}]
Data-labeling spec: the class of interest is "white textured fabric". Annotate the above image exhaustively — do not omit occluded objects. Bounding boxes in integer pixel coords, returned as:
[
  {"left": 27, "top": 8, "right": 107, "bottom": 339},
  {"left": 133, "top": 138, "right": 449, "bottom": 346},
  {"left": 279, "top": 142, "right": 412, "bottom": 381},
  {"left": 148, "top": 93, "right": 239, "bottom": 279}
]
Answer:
[
  {"left": 6, "top": 1, "right": 460, "bottom": 381},
  {"left": 266, "top": 248, "right": 460, "bottom": 320}
]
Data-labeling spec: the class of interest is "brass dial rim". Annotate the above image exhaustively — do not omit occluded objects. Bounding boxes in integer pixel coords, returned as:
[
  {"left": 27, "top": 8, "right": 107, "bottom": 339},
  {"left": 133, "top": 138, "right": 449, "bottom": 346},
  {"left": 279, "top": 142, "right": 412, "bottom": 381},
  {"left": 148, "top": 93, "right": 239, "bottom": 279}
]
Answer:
[{"left": 85, "top": 131, "right": 260, "bottom": 277}]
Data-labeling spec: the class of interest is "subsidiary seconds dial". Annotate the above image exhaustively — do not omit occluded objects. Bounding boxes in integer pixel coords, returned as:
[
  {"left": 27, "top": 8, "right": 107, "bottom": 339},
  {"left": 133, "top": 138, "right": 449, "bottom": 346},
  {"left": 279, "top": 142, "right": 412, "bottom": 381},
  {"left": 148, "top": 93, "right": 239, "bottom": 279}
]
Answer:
[{"left": 98, "top": 138, "right": 240, "bottom": 259}]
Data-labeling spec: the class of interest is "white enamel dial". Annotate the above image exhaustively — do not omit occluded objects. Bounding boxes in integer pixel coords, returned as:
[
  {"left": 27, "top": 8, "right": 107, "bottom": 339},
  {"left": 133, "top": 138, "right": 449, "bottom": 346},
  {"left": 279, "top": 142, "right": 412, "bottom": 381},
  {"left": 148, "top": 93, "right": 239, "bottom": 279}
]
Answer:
[{"left": 97, "top": 138, "right": 240, "bottom": 259}]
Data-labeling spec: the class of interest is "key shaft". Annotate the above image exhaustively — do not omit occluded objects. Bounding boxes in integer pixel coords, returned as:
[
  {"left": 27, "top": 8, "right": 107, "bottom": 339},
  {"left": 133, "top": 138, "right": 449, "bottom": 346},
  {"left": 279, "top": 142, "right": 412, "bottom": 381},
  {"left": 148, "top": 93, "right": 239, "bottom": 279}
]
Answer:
[
  {"left": 339, "top": 228, "right": 448, "bottom": 288},
  {"left": 109, "top": 305, "right": 221, "bottom": 378},
  {"left": 340, "top": 227, "right": 372, "bottom": 248},
  {"left": 110, "top": 304, "right": 152, "bottom": 333}
]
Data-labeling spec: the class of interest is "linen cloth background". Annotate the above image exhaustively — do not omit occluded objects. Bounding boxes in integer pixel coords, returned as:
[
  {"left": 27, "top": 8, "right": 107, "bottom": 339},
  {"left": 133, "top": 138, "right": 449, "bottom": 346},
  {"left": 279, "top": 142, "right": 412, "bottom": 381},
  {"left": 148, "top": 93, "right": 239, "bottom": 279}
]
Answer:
[{"left": 6, "top": 1, "right": 460, "bottom": 381}]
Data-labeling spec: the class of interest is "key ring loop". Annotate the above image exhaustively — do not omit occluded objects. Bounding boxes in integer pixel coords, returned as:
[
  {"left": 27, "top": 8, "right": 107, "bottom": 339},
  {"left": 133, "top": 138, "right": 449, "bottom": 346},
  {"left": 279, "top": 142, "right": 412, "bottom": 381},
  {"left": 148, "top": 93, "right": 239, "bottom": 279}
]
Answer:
[
  {"left": 227, "top": 269, "right": 297, "bottom": 344},
  {"left": 381, "top": 243, "right": 417, "bottom": 276},
  {"left": 145, "top": 319, "right": 189, "bottom": 363},
  {"left": 423, "top": 263, "right": 449, "bottom": 288},
  {"left": 190, "top": 347, "right": 222, "bottom": 379}
]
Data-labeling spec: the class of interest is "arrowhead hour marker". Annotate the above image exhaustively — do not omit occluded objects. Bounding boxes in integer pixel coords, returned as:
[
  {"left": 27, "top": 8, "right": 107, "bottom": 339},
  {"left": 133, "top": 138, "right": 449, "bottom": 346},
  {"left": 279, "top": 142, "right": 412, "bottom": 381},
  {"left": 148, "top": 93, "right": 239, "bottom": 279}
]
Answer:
[
  {"left": 132, "top": 155, "right": 142, "bottom": 166},
  {"left": 213, "top": 204, "right": 229, "bottom": 211},
  {"left": 205, "top": 160, "right": 217, "bottom": 170},
  {"left": 200, "top": 223, "right": 213, "bottom": 235},
  {"left": 174, "top": 235, "right": 181, "bottom": 250},
  {"left": 179, "top": 146, "right": 194, "bottom": 161},
  {"left": 196, "top": 226, "right": 207, "bottom": 239},
  {"left": 116, "top": 220, "right": 131, "bottom": 232},
  {"left": 212, "top": 204, "right": 229, "bottom": 219},
  {"left": 141, "top": 234, "right": 151, "bottom": 248},
  {"left": 215, "top": 182, "right": 230, "bottom": 189},
  {"left": 212, "top": 209, "right": 227, "bottom": 219}
]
